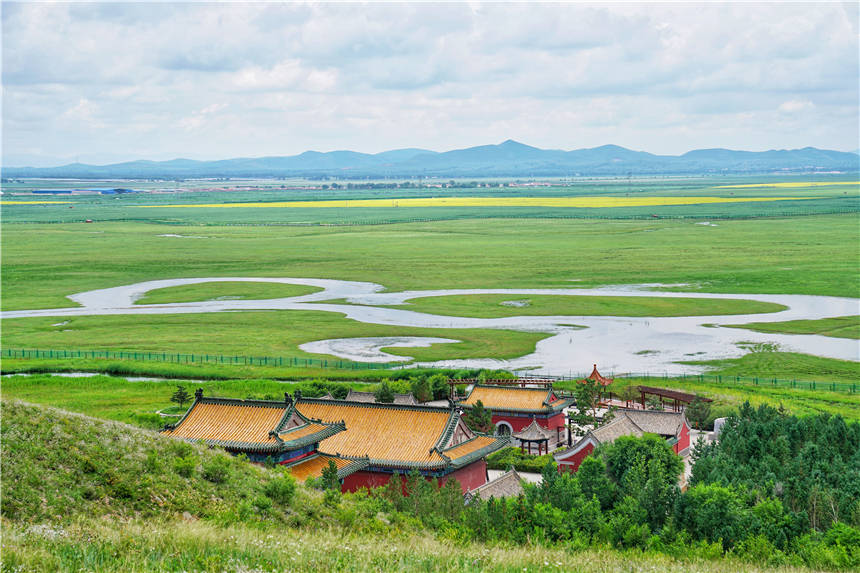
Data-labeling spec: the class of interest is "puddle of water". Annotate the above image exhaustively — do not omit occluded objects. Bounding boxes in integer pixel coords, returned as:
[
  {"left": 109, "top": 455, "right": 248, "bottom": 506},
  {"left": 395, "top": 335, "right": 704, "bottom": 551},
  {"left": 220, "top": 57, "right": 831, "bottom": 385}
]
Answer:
[{"left": 300, "top": 337, "right": 460, "bottom": 363}]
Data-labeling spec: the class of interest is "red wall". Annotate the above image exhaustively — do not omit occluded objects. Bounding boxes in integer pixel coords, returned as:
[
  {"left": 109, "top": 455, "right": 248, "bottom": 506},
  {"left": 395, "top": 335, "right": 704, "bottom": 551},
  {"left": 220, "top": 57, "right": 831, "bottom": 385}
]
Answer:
[
  {"left": 493, "top": 412, "right": 565, "bottom": 433},
  {"left": 555, "top": 442, "right": 594, "bottom": 473},
  {"left": 340, "top": 460, "right": 488, "bottom": 494},
  {"left": 674, "top": 420, "right": 690, "bottom": 454}
]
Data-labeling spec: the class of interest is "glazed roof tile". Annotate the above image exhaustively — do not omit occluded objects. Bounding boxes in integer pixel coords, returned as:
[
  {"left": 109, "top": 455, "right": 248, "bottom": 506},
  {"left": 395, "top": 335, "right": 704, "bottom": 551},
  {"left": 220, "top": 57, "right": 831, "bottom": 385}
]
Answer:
[
  {"left": 581, "top": 364, "right": 614, "bottom": 386},
  {"left": 296, "top": 399, "right": 454, "bottom": 468},
  {"left": 285, "top": 454, "right": 368, "bottom": 481},
  {"left": 460, "top": 385, "right": 570, "bottom": 413},
  {"left": 162, "top": 395, "right": 343, "bottom": 453},
  {"left": 442, "top": 435, "right": 509, "bottom": 467},
  {"left": 163, "top": 401, "right": 287, "bottom": 450}
]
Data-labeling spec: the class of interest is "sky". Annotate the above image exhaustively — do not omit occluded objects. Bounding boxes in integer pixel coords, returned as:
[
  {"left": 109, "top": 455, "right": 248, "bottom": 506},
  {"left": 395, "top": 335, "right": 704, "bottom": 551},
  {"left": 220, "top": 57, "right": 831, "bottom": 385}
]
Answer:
[{"left": 2, "top": 2, "right": 858, "bottom": 167}]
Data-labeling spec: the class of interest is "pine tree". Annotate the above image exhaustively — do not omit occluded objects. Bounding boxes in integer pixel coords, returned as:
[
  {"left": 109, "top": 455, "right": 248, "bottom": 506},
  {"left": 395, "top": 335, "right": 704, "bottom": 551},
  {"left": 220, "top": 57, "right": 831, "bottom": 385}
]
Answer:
[
  {"left": 465, "top": 400, "right": 493, "bottom": 433},
  {"left": 170, "top": 385, "right": 191, "bottom": 409}
]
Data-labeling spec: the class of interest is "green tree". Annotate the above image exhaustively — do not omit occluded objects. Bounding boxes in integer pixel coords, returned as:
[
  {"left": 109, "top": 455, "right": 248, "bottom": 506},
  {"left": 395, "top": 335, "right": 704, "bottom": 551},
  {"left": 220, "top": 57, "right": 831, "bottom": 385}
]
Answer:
[
  {"left": 465, "top": 400, "right": 493, "bottom": 433},
  {"left": 569, "top": 378, "right": 611, "bottom": 436},
  {"left": 321, "top": 460, "right": 341, "bottom": 506},
  {"left": 686, "top": 396, "right": 711, "bottom": 430},
  {"left": 411, "top": 376, "right": 433, "bottom": 403},
  {"left": 374, "top": 381, "right": 395, "bottom": 403},
  {"left": 170, "top": 385, "right": 191, "bottom": 409}
]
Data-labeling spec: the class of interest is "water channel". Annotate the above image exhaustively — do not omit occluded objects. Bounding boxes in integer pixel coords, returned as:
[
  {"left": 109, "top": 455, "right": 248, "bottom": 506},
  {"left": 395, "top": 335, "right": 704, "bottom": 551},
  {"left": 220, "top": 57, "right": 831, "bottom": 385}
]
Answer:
[{"left": 1, "top": 277, "right": 857, "bottom": 376}]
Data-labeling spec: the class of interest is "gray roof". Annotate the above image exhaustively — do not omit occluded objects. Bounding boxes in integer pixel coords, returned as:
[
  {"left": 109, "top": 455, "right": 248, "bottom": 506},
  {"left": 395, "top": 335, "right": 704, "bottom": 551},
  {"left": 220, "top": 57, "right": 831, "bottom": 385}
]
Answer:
[
  {"left": 393, "top": 393, "right": 417, "bottom": 405},
  {"left": 591, "top": 413, "right": 644, "bottom": 443},
  {"left": 344, "top": 390, "right": 376, "bottom": 403},
  {"left": 623, "top": 410, "right": 685, "bottom": 437},
  {"left": 512, "top": 418, "right": 553, "bottom": 441},
  {"left": 467, "top": 468, "right": 524, "bottom": 500},
  {"left": 345, "top": 390, "right": 418, "bottom": 405}
]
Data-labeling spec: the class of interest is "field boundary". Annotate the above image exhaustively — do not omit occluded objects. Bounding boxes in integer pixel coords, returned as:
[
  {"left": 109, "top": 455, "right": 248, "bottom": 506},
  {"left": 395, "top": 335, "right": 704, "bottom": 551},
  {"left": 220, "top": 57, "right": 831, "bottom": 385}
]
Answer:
[
  {"left": 1, "top": 347, "right": 399, "bottom": 371},
  {"left": 2, "top": 347, "right": 857, "bottom": 393},
  {"left": 521, "top": 371, "right": 858, "bottom": 394}
]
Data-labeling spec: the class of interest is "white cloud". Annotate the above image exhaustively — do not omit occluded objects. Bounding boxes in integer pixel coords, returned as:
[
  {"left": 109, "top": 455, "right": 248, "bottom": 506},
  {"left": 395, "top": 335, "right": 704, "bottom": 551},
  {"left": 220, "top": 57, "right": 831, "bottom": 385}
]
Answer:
[{"left": 2, "top": 2, "right": 858, "bottom": 165}]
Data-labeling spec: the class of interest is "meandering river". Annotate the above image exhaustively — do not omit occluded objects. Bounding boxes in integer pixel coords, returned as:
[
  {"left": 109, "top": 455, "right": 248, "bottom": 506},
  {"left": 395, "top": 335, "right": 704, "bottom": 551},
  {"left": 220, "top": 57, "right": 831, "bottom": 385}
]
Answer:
[{"left": 1, "top": 277, "right": 857, "bottom": 376}]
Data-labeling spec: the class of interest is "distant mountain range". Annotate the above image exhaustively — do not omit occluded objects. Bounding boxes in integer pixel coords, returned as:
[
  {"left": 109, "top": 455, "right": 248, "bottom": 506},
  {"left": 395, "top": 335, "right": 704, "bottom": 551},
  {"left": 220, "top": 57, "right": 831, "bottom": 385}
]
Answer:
[{"left": 4, "top": 140, "right": 858, "bottom": 179}]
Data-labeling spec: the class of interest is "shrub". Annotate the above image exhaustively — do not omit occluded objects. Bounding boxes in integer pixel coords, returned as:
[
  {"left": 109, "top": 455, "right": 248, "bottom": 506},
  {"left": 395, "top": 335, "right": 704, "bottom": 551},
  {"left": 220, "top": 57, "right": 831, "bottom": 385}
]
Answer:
[
  {"left": 264, "top": 473, "right": 297, "bottom": 506},
  {"left": 201, "top": 455, "right": 232, "bottom": 484},
  {"left": 173, "top": 456, "right": 195, "bottom": 478}
]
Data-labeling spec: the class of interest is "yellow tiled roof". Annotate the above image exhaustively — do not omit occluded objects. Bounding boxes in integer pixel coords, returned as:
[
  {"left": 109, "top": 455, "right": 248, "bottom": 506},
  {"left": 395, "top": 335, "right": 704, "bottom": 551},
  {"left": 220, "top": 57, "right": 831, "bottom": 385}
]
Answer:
[
  {"left": 443, "top": 436, "right": 500, "bottom": 460},
  {"left": 462, "top": 386, "right": 552, "bottom": 411},
  {"left": 279, "top": 422, "right": 331, "bottom": 441},
  {"left": 286, "top": 454, "right": 355, "bottom": 481},
  {"left": 296, "top": 401, "right": 451, "bottom": 466},
  {"left": 164, "top": 402, "right": 285, "bottom": 447}
]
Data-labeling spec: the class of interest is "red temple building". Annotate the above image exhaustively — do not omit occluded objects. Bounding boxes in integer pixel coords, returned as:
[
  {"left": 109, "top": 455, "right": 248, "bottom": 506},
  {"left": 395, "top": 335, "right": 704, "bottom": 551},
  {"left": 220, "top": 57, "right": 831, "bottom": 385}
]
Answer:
[
  {"left": 553, "top": 409, "right": 691, "bottom": 473},
  {"left": 457, "top": 384, "right": 572, "bottom": 447},
  {"left": 163, "top": 390, "right": 508, "bottom": 493}
]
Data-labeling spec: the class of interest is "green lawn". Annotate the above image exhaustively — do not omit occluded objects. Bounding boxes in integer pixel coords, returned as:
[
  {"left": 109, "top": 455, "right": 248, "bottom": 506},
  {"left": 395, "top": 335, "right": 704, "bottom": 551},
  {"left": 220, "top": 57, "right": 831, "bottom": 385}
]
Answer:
[
  {"left": 1, "top": 310, "right": 549, "bottom": 363},
  {"left": 390, "top": 293, "right": 786, "bottom": 318},
  {"left": 725, "top": 316, "right": 860, "bottom": 340},
  {"left": 135, "top": 282, "right": 321, "bottom": 305}
]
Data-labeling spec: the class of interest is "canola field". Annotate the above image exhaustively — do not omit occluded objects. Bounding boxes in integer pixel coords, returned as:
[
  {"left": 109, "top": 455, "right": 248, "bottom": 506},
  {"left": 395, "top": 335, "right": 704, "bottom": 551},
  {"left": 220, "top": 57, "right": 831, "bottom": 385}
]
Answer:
[{"left": 143, "top": 195, "right": 811, "bottom": 209}]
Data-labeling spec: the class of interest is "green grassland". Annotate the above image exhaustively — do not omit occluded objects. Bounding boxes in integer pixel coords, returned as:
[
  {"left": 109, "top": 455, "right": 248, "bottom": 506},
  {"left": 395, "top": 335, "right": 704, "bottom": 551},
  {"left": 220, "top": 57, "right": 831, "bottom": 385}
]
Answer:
[
  {"left": 389, "top": 293, "right": 787, "bottom": 318},
  {"left": 725, "top": 316, "right": 860, "bottom": 340},
  {"left": 134, "top": 281, "right": 321, "bottom": 305},
  {"left": 4, "top": 401, "right": 816, "bottom": 573},
  {"left": 1, "top": 311, "right": 549, "bottom": 363},
  {"left": 0, "top": 374, "right": 380, "bottom": 429},
  {"left": 3, "top": 215, "right": 859, "bottom": 313}
]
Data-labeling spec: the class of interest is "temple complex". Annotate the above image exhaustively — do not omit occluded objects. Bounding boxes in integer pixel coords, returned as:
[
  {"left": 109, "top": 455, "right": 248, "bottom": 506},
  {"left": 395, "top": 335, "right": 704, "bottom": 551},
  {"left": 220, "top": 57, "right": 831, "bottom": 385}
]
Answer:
[
  {"left": 457, "top": 384, "right": 572, "bottom": 447},
  {"left": 163, "top": 390, "right": 508, "bottom": 493}
]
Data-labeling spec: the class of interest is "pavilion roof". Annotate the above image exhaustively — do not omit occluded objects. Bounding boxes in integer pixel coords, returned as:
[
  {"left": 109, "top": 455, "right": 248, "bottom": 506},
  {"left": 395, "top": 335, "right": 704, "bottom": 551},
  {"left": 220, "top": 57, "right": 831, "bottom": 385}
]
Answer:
[
  {"left": 512, "top": 417, "right": 553, "bottom": 441},
  {"left": 284, "top": 453, "right": 369, "bottom": 482},
  {"left": 295, "top": 398, "right": 507, "bottom": 470},
  {"left": 459, "top": 385, "right": 570, "bottom": 413},
  {"left": 580, "top": 364, "right": 614, "bottom": 386},
  {"left": 162, "top": 393, "right": 344, "bottom": 453}
]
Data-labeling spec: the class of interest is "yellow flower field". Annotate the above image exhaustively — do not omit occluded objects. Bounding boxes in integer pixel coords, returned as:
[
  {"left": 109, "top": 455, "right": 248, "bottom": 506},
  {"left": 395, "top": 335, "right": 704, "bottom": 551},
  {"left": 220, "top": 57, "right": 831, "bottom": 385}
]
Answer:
[
  {"left": 715, "top": 181, "right": 859, "bottom": 189},
  {"left": 140, "top": 196, "right": 813, "bottom": 209}
]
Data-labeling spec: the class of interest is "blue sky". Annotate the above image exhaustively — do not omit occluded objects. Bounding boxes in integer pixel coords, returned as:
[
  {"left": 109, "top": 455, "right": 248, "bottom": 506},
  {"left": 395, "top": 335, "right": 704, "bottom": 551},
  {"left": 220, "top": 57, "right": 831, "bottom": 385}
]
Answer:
[{"left": 2, "top": 2, "right": 858, "bottom": 166}]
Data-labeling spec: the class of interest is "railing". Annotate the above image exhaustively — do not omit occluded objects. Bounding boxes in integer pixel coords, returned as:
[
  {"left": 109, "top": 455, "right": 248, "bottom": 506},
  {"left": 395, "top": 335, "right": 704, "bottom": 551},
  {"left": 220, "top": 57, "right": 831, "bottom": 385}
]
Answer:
[
  {"left": 542, "top": 371, "right": 857, "bottom": 394},
  {"left": 0, "top": 347, "right": 398, "bottom": 371}
]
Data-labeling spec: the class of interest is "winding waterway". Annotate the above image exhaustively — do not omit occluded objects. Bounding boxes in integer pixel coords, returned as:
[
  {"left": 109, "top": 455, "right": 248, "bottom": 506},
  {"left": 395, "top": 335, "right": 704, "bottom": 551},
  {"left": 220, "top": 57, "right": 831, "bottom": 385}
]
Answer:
[{"left": 1, "top": 277, "right": 857, "bottom": 376}]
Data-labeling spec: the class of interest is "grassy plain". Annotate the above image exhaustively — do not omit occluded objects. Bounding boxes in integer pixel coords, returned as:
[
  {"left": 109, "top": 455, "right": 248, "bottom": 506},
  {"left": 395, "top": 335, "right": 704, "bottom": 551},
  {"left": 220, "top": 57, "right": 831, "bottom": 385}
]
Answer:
[
  {"left": 3, "top": 215, "right": 859, "bottom": 312},
  {"left": 389, "top": 293, "right": 787, "bottom": 318},
  {"left": 134, "top": 281, "right": 320, "bottom": 305},
  {"left": 1, "top": 311, "right": 549, "bottom": 362},
  {"left": 726, "top": 316, "right": 860, "bottom": 340}
]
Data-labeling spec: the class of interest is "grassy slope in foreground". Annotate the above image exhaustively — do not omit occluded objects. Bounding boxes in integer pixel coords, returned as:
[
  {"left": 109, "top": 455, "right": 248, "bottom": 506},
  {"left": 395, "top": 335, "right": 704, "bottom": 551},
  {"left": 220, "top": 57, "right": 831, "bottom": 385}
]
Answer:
[
  {"left": 390, "top": 293, "right": 787, "bottom": 318},
  {"left": 0, "top": 400, "right": 816, "bottom": 573},
  {"left": 3, "top": 215, "right": 859, "bottom": 311},
  {"left": 1, "top": 310, "right": 549, "bottom": 363},
  {"left": 134, "top": 281, "right": 321, "bottom": 305},
  {"left": 724, "top": 316, "right": 860, "bottom": 340}
]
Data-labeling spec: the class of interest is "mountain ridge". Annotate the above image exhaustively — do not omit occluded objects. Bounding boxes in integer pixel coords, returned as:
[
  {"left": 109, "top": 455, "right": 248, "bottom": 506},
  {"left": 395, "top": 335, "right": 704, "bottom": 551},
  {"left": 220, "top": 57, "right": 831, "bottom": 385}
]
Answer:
[{"left": 3, "top": 140, "right": 857, "bottom": 178}]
